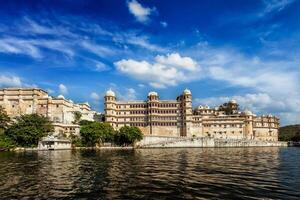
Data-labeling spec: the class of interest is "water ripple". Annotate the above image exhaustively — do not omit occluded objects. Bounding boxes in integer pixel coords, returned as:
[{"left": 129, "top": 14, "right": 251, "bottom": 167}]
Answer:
[{"left": 0, "top": 147, "right": 299, "bottom": 199}]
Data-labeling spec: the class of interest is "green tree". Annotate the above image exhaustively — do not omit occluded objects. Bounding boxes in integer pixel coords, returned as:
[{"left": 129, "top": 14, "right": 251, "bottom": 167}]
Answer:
[
  {"left": 0, "top": 107, "right": 10, "bottom": 132},
  {"left": 5, "top": 114, "right": 54, "bottom": 147},
  {"left": 279, "top": 125, "right": 300, "bottom": 141},
  {"left": 73, "top": 111, "right": 82, "bottom": 124},
  {"left": 291, "top": 131, "right": 300, "bottom": 142},
  {"left": 114, "top": 126, "right": 143, "bottom": 146},
  {"left": 80, "top": 122, "right": 114, "bottom": 146},
  {"left": 79, "top": 120, "right": 93, "bottom": 126}
]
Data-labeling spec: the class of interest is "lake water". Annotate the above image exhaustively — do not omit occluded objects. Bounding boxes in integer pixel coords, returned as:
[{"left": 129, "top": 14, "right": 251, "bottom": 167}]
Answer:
[{"left": 0, "top": 147, "right": 299, "bottom": 199}]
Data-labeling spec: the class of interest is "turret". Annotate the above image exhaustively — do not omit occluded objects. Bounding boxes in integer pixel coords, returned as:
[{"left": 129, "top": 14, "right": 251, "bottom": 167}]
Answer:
[
  {"left": 147, "top": 91, "right": 158, "bottom": 101},
  {"left": 243, "top": 109, "right": 254, "bottom": 139},
  {"left": 104, "top": 89, "right": 116, "bottom": 128},
  {"left": 181, "top": 89, "right": 193, "bottom": 137},
  {"left": 105, "top": 89, "right": 116, "bottom": 101}
]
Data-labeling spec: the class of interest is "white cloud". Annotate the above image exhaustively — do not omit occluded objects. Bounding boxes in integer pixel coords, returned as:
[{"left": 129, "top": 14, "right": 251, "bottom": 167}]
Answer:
[
  {"left": 80, "top": 40, "right": 115, "bottom": 57},
  {"left": 126, "top": 88, "right": 137, "bottom": 100},
  {"left": 90, "top": 92, "right": 100, "bottom": 101},
  {"left": 262, "top": 0, "right": 295, "bottom": 14},
  {"left": 127, "top": 0, "right": 154, "bottom": 23},
  {"left": 95, "top": 61, "right": 109, "bottom": 71},
  {"left": 183, "top": 42, "right": 300, "bottom": 125},
  {"left": 208, "top": 66, "right": 298, "bottom": 97},
  {"left": 22, "top": 16, "right": 76, "bottom": 37},
  {"left": 118, "top": 88, "right": 137, "bottom": 100},
  {"left": 160, "top": 21, "right": 168, "bottom": 27},
  {"left": 0, "top": 17, "right": 166, "bottom": 62},
  {"left": 59, "top": 84, "right": 68, "bottom": 95},
  {"left": 114, "top": 53, "right": 201, "bottom": 88},
  {"left": 0, "top": 37, "right": 74, "bottom": 58},
  {"left": 0, "top": 38, "right": 41, "bottom": 58},
  {"left": 155, "top": 53, "right": 198, "bottom": 71},
  {"left": 113, "top": 33, "right": 166, "bottom": 52},
  {"left": 0, "top": 75, "right": 22, "bottom": 87}
]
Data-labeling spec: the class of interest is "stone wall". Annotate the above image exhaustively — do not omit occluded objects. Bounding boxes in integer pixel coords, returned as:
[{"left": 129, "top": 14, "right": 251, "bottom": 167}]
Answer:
[
  {"left": 137, "top": 136, "right": 287, "bottom": 148},
  {"left": 138, "top": 126, "right": 180, "bottom": 137}
]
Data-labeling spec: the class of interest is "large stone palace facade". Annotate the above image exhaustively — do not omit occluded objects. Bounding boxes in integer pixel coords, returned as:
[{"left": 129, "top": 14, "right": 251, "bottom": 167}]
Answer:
[
  {"left": 105, "top": 89, "right": 279, "bottom": 142},
  {"left": 0, "top": 88, "right": 98, "bottom": 136}
]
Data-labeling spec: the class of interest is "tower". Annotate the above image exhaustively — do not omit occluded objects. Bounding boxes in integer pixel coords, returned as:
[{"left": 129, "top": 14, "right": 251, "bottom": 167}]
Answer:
[
  {"left": 227, "top": 99, "right": 239, "bottom": 114},
  {"left": 104, "top": 89, "right": 117, "bottom": 129},
  {"left": 147, "top": 91, "right": 159, "bottom": 135},
  {"left": 244, "top": 110, "right": 254, "bottom": 140},
  {"left": 181, "top": 89, "right": 193, "bottom": 137}
]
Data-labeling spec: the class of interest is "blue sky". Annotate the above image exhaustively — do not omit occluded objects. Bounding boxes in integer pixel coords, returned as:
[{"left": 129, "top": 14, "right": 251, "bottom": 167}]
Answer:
[{"left": 0, "top": 0, "right": 300, "bottom": 125}]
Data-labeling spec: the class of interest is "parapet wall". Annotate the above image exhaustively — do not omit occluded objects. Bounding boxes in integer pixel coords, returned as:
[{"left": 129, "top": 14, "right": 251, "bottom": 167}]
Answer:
[{"left": 137, "top": 136, "right": 287, "bottom": 148}]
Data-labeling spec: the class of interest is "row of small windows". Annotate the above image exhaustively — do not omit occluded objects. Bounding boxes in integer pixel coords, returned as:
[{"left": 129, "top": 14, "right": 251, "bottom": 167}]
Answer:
[
  {"left": 129, "top": 104, "right": 147, "bottom": 108},
  {"left": 255, "top": 123, "right": 276, "bottom": 127},
  {"left": 207, "top": 131, "right": 244, "bottom": 134},
  {"left": 117, "top": 117, "right": 147, "bottom": 122},
  {"left": 116, "top": 109, "right": 179, "bottom": 115},
  {"left": 130, "top": 110, "right": 147, "bottom": 114},
  {"left": 7, "top": 104, "right": 64, "bottom": 108},
  {"left": 134, "top": 122, "right": 177, "bottom": 126},
  {"left": 117, "top": 103, "right": 179, "bottom": 108},
  {"left": 116, "top": 116, "right": 178, "bottom": 122},
  {"left": 116, "top": 122, "right": 177, "bottom": 127},
  {"left": 156, "top": 103, "right": 178, "bottom": 108},
  {"left": 129, "top": 110, "right": 178, "bottom": 114},
  {"left": 203, "top": 124, "right": 243, "bottom": 128},
  {"left": 197, "top": 110, "right": 215, "bottom": 114},
  {"left": 151, "top": 116, "right": 177, "bottom": 120}
]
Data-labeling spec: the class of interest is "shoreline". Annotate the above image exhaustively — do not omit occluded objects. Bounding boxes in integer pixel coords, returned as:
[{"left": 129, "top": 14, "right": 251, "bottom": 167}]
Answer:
[
  {"left": 1, "top": 146, "right": 135, "bottom": 152},
  {"left": 137, "top": 136, "right": 288, "bottom": 148},
  {"left": 1, "top": 137, "right": 292, "bottom": 152},
  {"left": 1, "top": 144, "right": 292, "bottom": 152}
]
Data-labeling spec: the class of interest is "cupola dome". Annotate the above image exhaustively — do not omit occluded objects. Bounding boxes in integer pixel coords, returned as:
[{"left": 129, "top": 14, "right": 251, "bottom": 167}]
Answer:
[
  {"left": 57, "top": 95, "right": 65, "bottom": 99},
  {"left": 229, "top": 99, "right": 237, "bottom": 104},
  {"left": 244, "top": 109, "right": 253, "bottom": 116},
  {"left": 183, "top": 88, "right": 191, "bottom": 95},
  {"left": 106, "top": 89, "right": 115, "bottom": 97},
  {"left": 148, "top": 91, "right": 158, "bottom": 96}
]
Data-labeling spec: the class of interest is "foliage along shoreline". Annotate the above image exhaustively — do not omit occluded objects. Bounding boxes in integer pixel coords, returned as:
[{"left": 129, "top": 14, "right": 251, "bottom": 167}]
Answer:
[
  {"left": 0, "top": 107, "right": 143, "bottom": 151},
  {"left": 279, "top": 125, "right": 300, "bottom": 142},
  {"left": 2, "top": 106, "right": 300, "bottom": 151}
]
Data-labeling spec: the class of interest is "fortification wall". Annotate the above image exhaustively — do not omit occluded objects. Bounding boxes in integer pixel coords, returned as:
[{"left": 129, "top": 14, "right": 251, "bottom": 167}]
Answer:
[
  {"left": 139, "top": 126, "right": 180, "bottom": 137},
  {"left": 137, "top": 136, "right": 287, "bottom": 148}
]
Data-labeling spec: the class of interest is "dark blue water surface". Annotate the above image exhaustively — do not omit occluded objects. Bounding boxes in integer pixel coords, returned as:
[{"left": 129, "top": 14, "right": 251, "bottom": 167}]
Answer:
[{"left": 0, "top": 147, "right": 299, "bottom": 199}]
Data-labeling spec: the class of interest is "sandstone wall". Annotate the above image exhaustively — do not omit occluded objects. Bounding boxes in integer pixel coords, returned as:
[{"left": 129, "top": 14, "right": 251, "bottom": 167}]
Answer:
[{"left": 137, "top": 136, "right": 287, "bottom": 148}]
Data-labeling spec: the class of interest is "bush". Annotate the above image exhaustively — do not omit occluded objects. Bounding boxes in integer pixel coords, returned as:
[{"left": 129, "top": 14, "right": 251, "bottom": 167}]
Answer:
[
  {"left": 0, "top": 133, "right": 15, "bottom": 149},
  {"left": 5, "top": 114, "right": 53, "bottom": 147},
  {"left": 69, "top": 134, "right": 83, "bottom": 147},
  {"left": 114, "top": 126, "right": 143, "bottom": 146},
  {"left": 79, "top": 120, "right": 93, "bottom": 126},
  {"left": 80, "top": 122, "right": 114, "bottom": 147},
  {"left": 0, "top": 107, "right": 10, "bottom": 131}
]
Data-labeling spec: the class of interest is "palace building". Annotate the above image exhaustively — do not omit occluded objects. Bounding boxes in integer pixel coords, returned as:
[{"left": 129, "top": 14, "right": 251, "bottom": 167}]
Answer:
[
  {"left": 0, "top": 88, "right": 98, "bottom": 137},
  {"left": 104, "top": 89, "right": 279, "bottom": 142}
]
